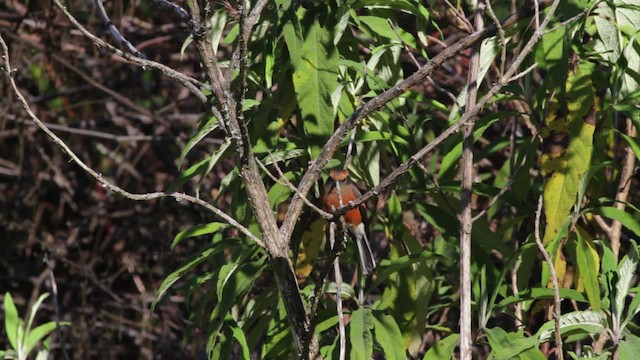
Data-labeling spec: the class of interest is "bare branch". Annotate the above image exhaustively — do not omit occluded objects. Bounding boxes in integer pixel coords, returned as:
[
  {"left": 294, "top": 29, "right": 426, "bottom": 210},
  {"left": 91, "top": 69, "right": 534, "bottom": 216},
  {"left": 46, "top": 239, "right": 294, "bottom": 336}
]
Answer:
[
  {"left": 94, "top": 0, "right": 145, "bottom": 58},
  {"left": 534, "top": 195, "right": 564, "bottom": 359},
  {"left": 52, "top": 0, "right": 208, "bottom": 104},
  {"left": 258, "top": 156, "right": 332, "bottom": 219},
  {"left": 0, "top": 33, "right": 264, "bottom": 248},
  {"left": 508, "top": 63, "right": 538, "bottom": 83},
  {"left": 225, "top": 0, "right": 271, "bottom": 82},
  {"left": 150, "top": 0, "right": 192, "bottom": 25},
  {"left": 609, "top": 118, "right": 637, "bottom": 259},
  {"left": 459, "top": 1, "right": 484, "bottom": 358},
  {"left": 328, "top": 223, "right": 347, "bottom": 360},
  {"left": 485, "top": 0, "right": 507, "bottom": 75}
]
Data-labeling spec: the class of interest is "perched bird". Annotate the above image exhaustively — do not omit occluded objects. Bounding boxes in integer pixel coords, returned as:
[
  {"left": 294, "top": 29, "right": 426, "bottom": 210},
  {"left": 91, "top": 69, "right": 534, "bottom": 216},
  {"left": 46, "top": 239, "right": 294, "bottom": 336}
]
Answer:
[{"left": 321, "top": 169, "right": 376, "bottom": 275}]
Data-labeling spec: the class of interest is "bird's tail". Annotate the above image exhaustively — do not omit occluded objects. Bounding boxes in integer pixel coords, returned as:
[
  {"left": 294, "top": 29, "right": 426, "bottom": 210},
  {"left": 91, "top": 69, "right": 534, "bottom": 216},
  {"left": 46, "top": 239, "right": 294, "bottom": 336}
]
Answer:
[{"left": 353, "top": 223, "right": 376, "bottom": 275}]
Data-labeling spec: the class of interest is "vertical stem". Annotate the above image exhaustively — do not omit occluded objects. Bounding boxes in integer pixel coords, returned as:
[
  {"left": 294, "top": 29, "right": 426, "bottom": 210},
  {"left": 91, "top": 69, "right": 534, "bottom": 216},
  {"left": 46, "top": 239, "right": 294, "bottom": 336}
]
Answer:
[
  {"left": 609, "top": 118, "right": 636, "bottom": 260},
  {"left": 459, "top": 2, "right": 484, "bottom": 359},
  {"left": 329, "top": 222, "right": 346, "bottom": 360},
  {"left": 534, "top": 196, "right": 564, "bottom": 360}
]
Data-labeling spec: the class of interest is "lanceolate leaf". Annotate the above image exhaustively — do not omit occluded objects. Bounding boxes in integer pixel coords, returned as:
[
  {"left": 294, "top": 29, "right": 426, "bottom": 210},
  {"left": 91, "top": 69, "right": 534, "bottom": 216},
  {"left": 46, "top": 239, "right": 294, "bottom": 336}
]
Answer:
[
  {"left": 283, "top": 10, "right": 339, "bottom": 158},
  {"left": 615, "top": 241, "right": 639, "bottom": 327},
  {"left": 373, "top": 311, "right": 406, "bottom": 360},
  {"left": 178, "top": 115, "right": 220, "bottom": 169},
  {"left": 542, "top": 62, "right": 595, "bottom": 244},
  {"left": 485, "top": 327, "right": 542, "bottom": 359},
  {"left": 350, "top": 307, "right": 374, "bottom": 360},
  {"left": 535, "top": 310, "right": 607, "bottom": 344},
  {"left": 172, "top": 222, "right": 228, "bottom": 247},
  {"left": 4, "top": 293, "right": 20, "bottom": 351},
  {"left": 422, "top": 333, "right": 459, "bottom": 360},
  {"left": 574, "top": 226, "right": 601, "bottom": 310},
  {"left": 26, "top": 321, "right": 67, "bottom": 356}
]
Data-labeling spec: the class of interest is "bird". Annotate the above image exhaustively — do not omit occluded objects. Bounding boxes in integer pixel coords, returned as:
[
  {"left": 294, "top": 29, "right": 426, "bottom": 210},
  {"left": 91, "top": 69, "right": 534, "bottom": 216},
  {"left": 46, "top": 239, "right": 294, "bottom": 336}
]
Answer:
[{"left": 321, "top": 168, "right": 376, "bottom": 275}]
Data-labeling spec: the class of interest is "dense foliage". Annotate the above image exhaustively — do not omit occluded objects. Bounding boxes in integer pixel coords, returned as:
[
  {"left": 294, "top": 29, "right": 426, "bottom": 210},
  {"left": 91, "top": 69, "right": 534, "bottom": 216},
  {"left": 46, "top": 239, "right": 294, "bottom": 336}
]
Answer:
[{"left": 1, "top": 0, "right": 640, "bottom": 359}]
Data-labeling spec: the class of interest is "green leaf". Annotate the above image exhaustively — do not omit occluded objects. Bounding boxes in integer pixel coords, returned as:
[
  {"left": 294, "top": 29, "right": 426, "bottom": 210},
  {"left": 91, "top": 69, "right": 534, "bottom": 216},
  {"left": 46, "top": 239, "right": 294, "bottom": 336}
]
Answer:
[
  {"left": 619, "top": 333, "right": 640, "bottom": 360},
  {"left": 439, "top": 112, "right": 504, "bottom": 178},
  {"left": 620, "top": 31, "right": 640, "bottom": 95},
  {"left": 230, "top": 319, "right": 251, "bottom": 360},
  {"left": 283, "top": 10, "right": 339, "bottom": 158},
  {"left": 178, "top": 115, "right": 220, "bottom": 169},
  {"left": 574, "top": 226, "right": 601, "bottom": 310},
  {"left": 345, "top": 131, "right": 410, "bottom": 146},
  {"left": 381, "top": 193, "right": 434, "bottom": 356},
  {"left": 592, "top": 207, "right": 640, "bottom": 237},
  {"left": 4, "top": 292, "right": 20, "bottom": 351},
  {"left": 535, "top": 24, "right": 568, "bottom": 68},
  {"left": 333, "top": 5, "right": 351, "bottom": 45},
  {"left": 623, "top": 284, "right": 640, "bottom": 332},
  {"left": 262, "top": 298, "right": 293, "bottom": 358},
  {"left": 542, "top": 62, "right": 595, "bottom": 244},
  {"left": 26, "top": 321, "right": 68, "bottom": 356},
  {"left": 371, "top": 251, "right": 443, "bottom": 289},
  {"left": 485, "top": 327, "right": 541, "bottom": 359},
  {"left": 495, "top": 288, "right": 589, "bottom": 310},
  {"left": 166, "top": 157, "right": 209, "bottom": 192},
  {"left": 25, "top": 293, "right": 49, "bottom": 347},
  {"left": 422, "top": 333, "right": 459, "bottom": 360},
  {"left": 172, "top": 222, "right": 228, "bottom": 247},
  {"left": 350, "top": 307, "right": 374, "bottom": 360},
  {"left": 535, "top": 310, "right": 607, "bottom": 344},
  {"left": 354, "top": 0, "right": 430, "bottom": 20},
  {"left": 594, "top": 6, "right": 620, "bottom": 62},
  {"left": 600, "top": 242, "right": 617, "bottom": 311},
  {"left": 373, "top": 311, "right": 406, "bottom": 360},
  {"left": 325, "top": 282, "right": 356, "bottom": 300},
  {"left": 618, "top": 130, "right": 640, "bottom": 162},
  {"left": 152, "top": 241, "right": 236, "bottom": 308},
  {"left": 484, "top": 243, "right": 537, "bottom": 325},
  {"left": 358, "top": 16, "right": 417, "bottom": 48},
  {"left": 616, "top": 240, "right": 639, "bottom": 327},
  {"left": 208, "top": 257, "right": 266, "bottom": 356}
]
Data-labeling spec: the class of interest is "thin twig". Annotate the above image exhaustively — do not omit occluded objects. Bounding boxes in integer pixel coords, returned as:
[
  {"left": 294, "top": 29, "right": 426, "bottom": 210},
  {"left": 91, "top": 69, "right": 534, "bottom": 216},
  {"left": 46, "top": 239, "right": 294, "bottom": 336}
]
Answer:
[
  {"left": 508, "top": 63, "right": 538, "bottom": 83},
  {"left": 0, "top": 33, "right": 264, "bottom": 248},
  {"left": 150, "top": 0, "right": 191, "bottom": 25},
  {"left": 44, "top": 254, "right": 70, "bottom": 360},
  {"left": 534, "top": 0, "right": 541, "bottom": 29},
  {"left": 544, "top": 10, "right": 589, "bottom": 34},
  {"left": 593, "top": 214, "right": 612, "bottom": 234},
  {"left": 225, "top": 0, "right": 271, "bottom": 82},
  {"left": 261, "top": 155, "right": 332, "bottom": 219},
  {"left": 388, "top": 20, "right": 461, "bottom": 107},
  {"left": 534, "top": 195, "right": 564, "bottom": 359},
  {"left": 94, "top": 0, "right": 145, "bottom": 58},
  {"left": 443, "top": 0, "right": 474, "bottom": 33},
  {"left": 485, "top": 0, "right": 507, "bottom": 75},
  {"left": 51, "top": 0, "right": 208, "bottom": 104},
  {"left": 329, "top": 222, "right": 347, "bottom": 360},
  {"left": 2, "top": 31, "right": 153, "bottom": 118},
  {"left": 344, "top": 130, "right": 357, "bottom": 169}
]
